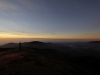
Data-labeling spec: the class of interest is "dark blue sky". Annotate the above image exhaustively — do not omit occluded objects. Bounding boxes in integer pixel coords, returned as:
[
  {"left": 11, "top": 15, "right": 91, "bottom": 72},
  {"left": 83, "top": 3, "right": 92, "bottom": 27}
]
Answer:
[{"left": 0, "top": 0, "right": 100, "bottom": 39}]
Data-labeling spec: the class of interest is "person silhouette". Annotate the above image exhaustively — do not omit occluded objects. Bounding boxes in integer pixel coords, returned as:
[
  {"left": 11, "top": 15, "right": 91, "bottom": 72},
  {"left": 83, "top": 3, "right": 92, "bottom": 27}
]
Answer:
[{"left": 19, "top": 42, "right": 22, "bottom": 50}]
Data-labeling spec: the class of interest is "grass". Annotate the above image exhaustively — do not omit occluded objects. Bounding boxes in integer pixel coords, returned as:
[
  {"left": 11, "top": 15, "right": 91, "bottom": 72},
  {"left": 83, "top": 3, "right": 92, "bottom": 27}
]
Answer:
[{"left": 0, "top": 48, "right": 93, "bottom": 75}]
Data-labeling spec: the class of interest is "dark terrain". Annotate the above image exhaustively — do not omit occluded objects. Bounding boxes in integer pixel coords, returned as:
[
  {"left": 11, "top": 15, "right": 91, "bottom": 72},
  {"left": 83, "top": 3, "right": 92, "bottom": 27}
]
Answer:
[{"left": 0, "top": 41, "right": 100, "bottom": 75}]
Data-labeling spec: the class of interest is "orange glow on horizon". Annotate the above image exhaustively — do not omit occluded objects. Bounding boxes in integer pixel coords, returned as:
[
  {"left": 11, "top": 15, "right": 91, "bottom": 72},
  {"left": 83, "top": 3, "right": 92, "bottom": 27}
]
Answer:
[{"left": 0, "top": 32, "right": 100, "bottom": 40}]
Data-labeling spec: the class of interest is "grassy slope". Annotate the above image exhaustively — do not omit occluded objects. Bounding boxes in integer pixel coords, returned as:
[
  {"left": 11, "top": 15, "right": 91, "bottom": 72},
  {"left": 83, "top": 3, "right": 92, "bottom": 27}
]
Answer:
[{"left": 0, "top": 48, "right": 92, "bottom": 75}]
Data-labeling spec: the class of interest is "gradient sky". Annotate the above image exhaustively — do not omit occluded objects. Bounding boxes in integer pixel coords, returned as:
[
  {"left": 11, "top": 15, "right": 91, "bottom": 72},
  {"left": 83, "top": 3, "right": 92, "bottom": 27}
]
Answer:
[{"left": 0, "top": 0, "right": 100, "bottom": 39}]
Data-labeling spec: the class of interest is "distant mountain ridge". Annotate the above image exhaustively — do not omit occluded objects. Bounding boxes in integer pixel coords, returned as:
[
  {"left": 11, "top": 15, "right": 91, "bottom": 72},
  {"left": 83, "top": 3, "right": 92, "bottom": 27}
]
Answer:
[
  {"left": 89, "top": 41, "right": 100, "bottom": 43},
  {"left": 0, "top": 42, "right": 18, "bottom": 48}
]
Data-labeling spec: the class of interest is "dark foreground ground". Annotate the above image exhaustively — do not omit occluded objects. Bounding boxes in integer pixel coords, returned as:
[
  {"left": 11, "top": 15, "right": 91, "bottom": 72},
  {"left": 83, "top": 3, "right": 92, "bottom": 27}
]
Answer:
[{"left": 0, "top": 48, "right": 99, "bottom": 75}]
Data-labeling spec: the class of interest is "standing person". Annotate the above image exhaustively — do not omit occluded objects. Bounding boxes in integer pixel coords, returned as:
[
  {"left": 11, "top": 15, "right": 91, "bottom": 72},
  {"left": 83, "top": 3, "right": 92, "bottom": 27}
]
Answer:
[{"left": 19, "top": 42, "right": 22, "bottom": 50}]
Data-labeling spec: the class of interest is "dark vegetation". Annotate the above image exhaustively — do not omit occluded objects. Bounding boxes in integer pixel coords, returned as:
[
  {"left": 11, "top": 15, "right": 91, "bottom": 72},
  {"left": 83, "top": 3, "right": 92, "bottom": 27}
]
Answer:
[
  {"left": 89, "top": 41, "right": 100, "bottom": 44},
  {"left": 29, "top": 41, "right": 45, "bottom": 44},
  {"left": 0, "top": 41, "right": 100, "bottom": 75}
]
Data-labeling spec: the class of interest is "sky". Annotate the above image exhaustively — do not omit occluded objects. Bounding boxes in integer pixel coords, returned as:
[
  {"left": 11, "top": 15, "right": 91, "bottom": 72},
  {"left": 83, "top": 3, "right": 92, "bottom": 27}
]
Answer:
[{"left": 0, "top": 0, "right": 100, "bottom": 40}]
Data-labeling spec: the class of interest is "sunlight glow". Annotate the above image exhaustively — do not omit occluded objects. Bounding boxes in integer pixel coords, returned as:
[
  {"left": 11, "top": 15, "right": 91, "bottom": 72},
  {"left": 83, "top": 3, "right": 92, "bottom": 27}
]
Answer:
[{"left": 0, "top": 32, "right": 100, "bottom": 40}]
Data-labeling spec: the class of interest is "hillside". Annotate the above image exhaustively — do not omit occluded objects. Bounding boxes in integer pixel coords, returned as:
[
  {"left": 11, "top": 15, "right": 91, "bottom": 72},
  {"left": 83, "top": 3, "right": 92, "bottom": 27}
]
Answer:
[{"left": 0, "top": 47, "right": 93, "bottom": 75}]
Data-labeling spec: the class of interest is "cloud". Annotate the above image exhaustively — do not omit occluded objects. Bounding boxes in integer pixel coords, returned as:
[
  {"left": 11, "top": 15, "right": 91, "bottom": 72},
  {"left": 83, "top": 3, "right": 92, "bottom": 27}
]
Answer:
[
  {"left": 82, "top": 33, "right": 100, "bottom": 36},
  {"left": 0, "top": 0, "right": 19, "bottom": 10},
  {"left": 0, "top": 0, "right": 25, "bottom": 16},
  {"left": 17, "top": 0, "right": 39, "bottom": 10},
  {"left": 0, "top": 19, "right": 39, "bottom": 36},
  {"left": 17, "top": 0, "right": 46, "bottom": 11},
  {"left": 80, "top": 33, "right": 100, "bottom": 39},
  {"left": 0, "top": 0, "right": 24, "bottom": 16},
  {"left": 0, "top": 19, "right": 27, "bottom": 34}
]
